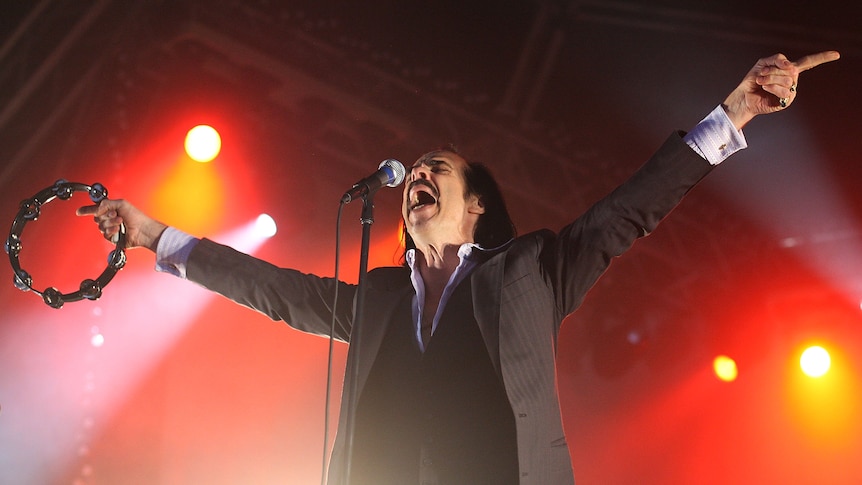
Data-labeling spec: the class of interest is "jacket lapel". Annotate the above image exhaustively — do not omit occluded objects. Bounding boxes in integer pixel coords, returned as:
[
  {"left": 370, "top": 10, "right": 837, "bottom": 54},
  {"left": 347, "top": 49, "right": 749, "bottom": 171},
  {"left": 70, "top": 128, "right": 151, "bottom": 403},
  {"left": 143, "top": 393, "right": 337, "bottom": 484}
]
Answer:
[
  {"left": 352, "top": 271, "right": 414, "bottom": 393},
  {"left": 470, "top": 254, "right": 504, "bottom": 374}
]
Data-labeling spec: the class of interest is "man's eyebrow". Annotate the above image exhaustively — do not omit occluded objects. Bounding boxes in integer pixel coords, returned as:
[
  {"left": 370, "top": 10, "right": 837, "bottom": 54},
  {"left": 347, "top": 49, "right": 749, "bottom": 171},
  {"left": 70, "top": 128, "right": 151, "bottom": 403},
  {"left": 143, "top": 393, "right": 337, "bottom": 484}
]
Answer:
[{"left": 411, "top": 158, "right": 451, "bottom": 170}]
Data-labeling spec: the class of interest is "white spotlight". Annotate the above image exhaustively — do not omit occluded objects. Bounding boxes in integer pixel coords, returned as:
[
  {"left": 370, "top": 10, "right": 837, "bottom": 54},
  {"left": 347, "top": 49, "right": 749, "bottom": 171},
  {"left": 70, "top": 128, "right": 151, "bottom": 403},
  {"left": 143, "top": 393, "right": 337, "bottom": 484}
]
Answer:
[{"left": 254, "top": 214, "right": 278, "bottom": 238}]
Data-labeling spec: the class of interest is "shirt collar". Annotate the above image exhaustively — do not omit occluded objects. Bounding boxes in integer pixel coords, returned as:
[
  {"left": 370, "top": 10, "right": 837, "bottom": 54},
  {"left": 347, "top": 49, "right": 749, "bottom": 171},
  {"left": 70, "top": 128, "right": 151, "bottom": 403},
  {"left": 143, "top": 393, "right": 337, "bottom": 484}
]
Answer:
[
  {"left": 405, "top": 243, "right": 475, "bottom": 272},
  {"left": 405, "top": 238, "right": 513, "bottom": 271}
]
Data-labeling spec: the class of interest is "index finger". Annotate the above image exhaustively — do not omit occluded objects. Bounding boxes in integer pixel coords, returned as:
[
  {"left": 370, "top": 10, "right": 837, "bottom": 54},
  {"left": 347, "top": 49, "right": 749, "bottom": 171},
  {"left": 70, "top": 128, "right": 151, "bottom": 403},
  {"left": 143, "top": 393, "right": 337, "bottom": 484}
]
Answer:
[
  {"left": 76, "top": 204, "right": 99, "bottom": 216},
  {"left": 794, "top": 50, "right": 840, "bottom": 72}
]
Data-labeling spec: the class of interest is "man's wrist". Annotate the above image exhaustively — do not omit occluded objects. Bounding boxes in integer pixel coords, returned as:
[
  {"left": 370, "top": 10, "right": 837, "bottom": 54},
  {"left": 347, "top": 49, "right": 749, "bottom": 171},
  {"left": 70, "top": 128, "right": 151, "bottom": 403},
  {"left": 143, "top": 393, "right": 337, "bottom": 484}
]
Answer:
[
  {"left": 721, "top": 91, "right": 755, "bottom": 130},
  {"left": 144, "top": 221, "right": 168, "bottom": 253}
]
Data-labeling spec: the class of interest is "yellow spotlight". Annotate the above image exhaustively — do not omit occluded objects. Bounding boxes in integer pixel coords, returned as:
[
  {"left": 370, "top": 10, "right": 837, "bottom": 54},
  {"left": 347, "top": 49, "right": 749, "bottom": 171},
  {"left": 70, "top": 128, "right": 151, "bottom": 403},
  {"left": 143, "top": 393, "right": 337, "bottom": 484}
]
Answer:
[
  {"left": 184, "top": 125, "right": 222, "bottom": 162},
  {"left": 713, "top": 355, "right": 738, "bottom": 382},
  {"left": 800, "top": 345, "right": 831, "bottom": 378}
]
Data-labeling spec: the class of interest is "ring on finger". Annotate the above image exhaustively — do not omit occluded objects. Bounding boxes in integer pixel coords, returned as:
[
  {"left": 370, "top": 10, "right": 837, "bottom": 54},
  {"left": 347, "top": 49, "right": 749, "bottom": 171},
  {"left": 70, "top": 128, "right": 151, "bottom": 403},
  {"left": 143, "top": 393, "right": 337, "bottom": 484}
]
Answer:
[{"left": 779, "top": 97, "right": 788, "bottom": 108}]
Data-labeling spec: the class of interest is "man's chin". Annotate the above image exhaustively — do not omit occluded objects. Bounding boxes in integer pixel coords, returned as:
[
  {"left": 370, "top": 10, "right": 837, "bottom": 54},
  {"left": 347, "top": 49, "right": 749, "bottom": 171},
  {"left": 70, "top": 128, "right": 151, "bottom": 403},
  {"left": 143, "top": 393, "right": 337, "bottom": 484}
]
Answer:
[{"left": 405, "top": 209, "right": 436, "bottom": 232}]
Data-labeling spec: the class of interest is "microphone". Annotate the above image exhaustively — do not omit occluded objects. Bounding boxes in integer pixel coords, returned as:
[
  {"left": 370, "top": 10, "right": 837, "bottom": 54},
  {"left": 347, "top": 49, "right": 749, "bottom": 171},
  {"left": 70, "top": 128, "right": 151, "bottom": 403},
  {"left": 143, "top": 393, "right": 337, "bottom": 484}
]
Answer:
[{"left": 341, "top": 159, "right": 406, "bottom": 204}]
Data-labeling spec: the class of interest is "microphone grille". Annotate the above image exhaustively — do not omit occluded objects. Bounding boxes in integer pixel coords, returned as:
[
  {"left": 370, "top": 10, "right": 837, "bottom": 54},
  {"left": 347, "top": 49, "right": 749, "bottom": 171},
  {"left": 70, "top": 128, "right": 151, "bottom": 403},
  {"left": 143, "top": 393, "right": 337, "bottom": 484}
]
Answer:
[{"left": 380, "top": 159, "right": 406, "bottom": 187}]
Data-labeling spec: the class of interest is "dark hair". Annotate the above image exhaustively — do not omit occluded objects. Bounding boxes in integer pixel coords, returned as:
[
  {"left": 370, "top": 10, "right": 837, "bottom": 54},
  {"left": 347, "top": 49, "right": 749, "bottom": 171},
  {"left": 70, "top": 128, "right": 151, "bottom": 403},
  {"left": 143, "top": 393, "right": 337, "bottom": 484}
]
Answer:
[{"left": 400, "top": 151, "right": 516, "bottom": 263}]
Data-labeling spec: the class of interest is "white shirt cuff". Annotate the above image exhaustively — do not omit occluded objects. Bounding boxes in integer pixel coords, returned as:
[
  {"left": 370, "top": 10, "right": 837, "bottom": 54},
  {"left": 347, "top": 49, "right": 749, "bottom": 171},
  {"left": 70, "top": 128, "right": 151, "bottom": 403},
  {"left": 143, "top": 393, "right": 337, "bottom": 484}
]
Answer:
[
  {"left": 684, "top": 105, "right": 748, "bottom": 165},
  {"left": 155, "top": 227, "right": 199, "bottom": 279}
]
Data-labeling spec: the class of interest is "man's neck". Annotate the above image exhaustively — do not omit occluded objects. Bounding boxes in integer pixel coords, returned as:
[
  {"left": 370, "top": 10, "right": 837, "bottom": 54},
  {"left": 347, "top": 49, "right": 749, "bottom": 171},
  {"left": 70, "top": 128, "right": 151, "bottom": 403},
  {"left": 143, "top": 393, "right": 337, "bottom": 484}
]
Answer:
[{"left": 414, "top": 241, "right": 464, "bottom": 289}]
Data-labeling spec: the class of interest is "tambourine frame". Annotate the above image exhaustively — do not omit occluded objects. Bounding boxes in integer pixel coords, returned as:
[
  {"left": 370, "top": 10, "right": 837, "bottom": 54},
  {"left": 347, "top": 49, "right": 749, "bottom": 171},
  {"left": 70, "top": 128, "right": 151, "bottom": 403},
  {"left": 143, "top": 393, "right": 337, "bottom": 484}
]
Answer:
[{"left": 5, "top": 180, "right": 126, "bottom": 309}]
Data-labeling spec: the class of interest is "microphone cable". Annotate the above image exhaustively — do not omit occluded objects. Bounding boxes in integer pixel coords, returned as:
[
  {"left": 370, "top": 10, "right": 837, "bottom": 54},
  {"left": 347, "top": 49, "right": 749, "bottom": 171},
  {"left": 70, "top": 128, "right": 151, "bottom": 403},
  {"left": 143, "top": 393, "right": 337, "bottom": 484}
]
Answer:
[
  {"left": 321, "top": 201, "right": 345, "bottom": 485},
  {"left": 320, "top": 160, "right": 403, "bottom": 483}
]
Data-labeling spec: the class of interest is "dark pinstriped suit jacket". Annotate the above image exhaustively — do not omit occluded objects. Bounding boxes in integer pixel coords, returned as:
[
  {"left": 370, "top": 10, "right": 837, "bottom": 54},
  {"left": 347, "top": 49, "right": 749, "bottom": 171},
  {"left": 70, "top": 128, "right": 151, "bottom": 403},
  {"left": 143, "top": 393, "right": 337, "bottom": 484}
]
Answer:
[{"left": 186, "top": 132, "right": 713, "bottom": 484}]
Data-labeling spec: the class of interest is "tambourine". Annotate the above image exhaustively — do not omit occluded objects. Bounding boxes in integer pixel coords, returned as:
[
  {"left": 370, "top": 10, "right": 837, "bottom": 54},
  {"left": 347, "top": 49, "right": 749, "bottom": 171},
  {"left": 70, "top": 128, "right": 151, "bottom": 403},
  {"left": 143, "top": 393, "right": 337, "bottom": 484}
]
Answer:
[{"left": 5, "top": 180, "right": 126, "bottom": 309}]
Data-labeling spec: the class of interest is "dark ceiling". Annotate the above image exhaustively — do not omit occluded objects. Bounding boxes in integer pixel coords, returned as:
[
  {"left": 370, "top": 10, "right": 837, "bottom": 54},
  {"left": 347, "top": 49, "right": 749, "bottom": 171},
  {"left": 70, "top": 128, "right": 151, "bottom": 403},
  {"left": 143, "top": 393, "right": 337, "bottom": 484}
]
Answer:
[{"left": 2, "top": 0, "right": 859, "bottom": 313}]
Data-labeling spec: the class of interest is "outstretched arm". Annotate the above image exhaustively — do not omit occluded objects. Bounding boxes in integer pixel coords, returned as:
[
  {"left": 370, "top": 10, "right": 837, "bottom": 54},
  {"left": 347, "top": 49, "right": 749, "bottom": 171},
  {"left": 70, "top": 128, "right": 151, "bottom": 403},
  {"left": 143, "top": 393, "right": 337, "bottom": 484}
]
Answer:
[{"left": 722, "top": 51, "right": 840, "bottom": 130}]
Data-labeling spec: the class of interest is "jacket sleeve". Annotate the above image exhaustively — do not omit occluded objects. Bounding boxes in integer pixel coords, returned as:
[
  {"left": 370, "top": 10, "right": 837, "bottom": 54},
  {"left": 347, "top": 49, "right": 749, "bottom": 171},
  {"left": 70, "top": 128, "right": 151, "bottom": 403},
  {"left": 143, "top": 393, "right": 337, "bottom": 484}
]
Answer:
[
  {"left": 543, "top": 131, "right": 714, "bottom": 317},
  {"left": 185, "top": 238, "right": 357, "bottom": 342}
]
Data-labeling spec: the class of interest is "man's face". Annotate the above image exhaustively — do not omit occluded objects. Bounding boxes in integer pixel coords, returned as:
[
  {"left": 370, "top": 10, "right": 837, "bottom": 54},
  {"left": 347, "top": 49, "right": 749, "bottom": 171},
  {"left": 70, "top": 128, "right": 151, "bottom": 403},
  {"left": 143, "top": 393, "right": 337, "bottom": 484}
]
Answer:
[{"left": 402, "top": 150, "right": 484, "bottom": 246}]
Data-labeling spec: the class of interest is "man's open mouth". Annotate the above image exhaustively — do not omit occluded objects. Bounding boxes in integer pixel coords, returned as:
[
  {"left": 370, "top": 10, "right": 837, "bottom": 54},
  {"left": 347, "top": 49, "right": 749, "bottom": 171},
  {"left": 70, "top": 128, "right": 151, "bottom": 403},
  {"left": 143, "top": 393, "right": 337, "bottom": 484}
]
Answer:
[
  {"left": 409, "top": 190, "right": 437, "bottom": 210},
  {"left": 408, "top": 181, "right": 438, "bottom": 211}
]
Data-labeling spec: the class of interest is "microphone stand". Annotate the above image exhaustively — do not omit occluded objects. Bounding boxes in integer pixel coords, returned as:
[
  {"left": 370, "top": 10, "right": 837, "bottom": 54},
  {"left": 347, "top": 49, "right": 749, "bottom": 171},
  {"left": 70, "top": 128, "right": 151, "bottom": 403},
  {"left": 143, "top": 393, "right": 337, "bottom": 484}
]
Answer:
[{"left": 341, "top": 192, "right": 375, "bottom": 484}]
